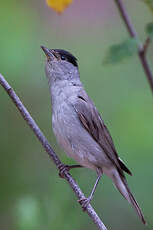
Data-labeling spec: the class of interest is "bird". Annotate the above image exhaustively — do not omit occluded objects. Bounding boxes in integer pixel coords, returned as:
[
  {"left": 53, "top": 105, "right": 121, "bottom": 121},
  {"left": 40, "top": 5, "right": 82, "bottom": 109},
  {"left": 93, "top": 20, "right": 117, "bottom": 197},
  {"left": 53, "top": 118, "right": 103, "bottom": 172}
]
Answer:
[{"left": 41, "top": 46, "right": 146, "bottom": 224}]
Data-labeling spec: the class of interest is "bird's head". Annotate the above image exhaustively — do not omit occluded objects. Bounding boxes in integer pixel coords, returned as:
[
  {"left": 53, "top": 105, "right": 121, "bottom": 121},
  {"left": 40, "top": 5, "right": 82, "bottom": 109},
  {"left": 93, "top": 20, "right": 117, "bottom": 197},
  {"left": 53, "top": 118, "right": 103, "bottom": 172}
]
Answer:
[{"left": 41, "top": 46, "right": 79, "bottom": 83}]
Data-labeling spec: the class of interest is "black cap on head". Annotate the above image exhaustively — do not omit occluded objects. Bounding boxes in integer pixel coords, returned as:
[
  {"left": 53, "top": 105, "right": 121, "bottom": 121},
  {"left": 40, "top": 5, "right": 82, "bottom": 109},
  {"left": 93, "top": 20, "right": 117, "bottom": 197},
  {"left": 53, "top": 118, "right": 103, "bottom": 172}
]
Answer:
[{"left": 54, "top": 49, "right": 78, "bottom": 67}]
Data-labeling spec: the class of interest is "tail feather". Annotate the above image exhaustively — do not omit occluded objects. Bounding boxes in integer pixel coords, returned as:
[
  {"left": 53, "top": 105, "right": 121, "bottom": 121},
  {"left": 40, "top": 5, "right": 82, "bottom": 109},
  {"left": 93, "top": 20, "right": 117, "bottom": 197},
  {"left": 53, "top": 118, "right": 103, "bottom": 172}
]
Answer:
[
  {"left": 118, "top": 158, "right": 132, "bottom": 176},
  {"left": 112, "top": 169, "right": 146, "bottom": 225}
]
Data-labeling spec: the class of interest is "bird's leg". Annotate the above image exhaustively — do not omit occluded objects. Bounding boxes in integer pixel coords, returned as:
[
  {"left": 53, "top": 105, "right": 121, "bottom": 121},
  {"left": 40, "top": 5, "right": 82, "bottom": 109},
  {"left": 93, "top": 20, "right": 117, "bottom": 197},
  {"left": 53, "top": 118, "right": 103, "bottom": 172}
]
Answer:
[
  {"left": 58, "top": 163, "right": 83, "bottom": 178},
  {"left": 78, "top": 168, "right": 103, "bottom": 211}
]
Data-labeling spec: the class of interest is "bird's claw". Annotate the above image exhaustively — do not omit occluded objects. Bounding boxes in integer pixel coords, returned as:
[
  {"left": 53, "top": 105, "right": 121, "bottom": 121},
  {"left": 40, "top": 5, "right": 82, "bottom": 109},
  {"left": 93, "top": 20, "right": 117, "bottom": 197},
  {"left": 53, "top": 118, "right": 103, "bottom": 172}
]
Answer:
[
  {"left": 58, "top": 163, "right": 70, "bottom": 178},
  {"left": 78, "top": 197, "right": 91, "bottom": 211},
  {"left": 58, "top": 163, "right": 82, "bottom": 178}
]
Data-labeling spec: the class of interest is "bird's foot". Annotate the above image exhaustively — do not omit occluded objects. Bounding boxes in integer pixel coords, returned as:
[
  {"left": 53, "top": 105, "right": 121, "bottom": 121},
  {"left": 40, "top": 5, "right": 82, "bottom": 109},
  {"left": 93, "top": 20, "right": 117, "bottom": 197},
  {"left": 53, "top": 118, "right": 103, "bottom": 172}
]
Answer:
[
  {"left": 78, "top": 196, "right": 92, "bottom": 211},
  {"left": 58, "top": 163, "right": 82, "bottom": 178},
  {"left": 58, "top": 163, "right": 71, "bottom": 178}
]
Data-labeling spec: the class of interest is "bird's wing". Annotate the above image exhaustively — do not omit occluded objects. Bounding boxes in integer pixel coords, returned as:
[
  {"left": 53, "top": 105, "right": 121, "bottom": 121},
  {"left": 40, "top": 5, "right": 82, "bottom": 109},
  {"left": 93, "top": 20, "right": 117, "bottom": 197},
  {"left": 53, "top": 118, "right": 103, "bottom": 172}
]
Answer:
[{"left": 74, "top": 91, "right": 132, "bottom": 175}]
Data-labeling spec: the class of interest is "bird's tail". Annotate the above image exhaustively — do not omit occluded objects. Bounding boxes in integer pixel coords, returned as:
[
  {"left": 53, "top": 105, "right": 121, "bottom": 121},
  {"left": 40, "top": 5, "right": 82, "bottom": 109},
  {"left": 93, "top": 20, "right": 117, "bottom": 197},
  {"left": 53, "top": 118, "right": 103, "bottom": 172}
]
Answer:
[{"left": 112, "top": 169, "right": 146, "bottom": 225}]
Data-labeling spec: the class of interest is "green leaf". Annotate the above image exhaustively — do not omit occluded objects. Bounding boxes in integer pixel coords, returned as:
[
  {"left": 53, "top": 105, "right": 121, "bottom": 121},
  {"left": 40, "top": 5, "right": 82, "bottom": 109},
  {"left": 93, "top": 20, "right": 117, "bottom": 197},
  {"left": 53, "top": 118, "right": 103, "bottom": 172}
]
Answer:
[
  {"left": 143, "top": 0, "right": 153, "bottom": 13},
  {"left": 145, "top": 22, "right": 153, "bottom": 38},
  {"left": 103, "top": 38, "right": 138, "bottom": 65}
]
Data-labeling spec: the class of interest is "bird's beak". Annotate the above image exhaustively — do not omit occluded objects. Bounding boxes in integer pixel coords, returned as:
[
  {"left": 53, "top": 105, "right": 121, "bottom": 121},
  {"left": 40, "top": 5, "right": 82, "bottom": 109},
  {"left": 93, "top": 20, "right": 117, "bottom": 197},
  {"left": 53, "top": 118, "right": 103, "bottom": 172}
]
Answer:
[{"left": 41, "top": 46, "right": 55, "bottom": 60}]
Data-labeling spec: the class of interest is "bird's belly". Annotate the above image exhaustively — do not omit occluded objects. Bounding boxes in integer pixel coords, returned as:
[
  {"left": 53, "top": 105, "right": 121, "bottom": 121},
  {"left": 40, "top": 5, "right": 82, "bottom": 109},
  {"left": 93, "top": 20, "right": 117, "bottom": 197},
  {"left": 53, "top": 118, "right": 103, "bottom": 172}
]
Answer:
[
  {"left": 52, "top": 109, "right": 86, "bottom": 162},
  {"left": 52, "top": 104, "right": 112, "bottom": 170}
]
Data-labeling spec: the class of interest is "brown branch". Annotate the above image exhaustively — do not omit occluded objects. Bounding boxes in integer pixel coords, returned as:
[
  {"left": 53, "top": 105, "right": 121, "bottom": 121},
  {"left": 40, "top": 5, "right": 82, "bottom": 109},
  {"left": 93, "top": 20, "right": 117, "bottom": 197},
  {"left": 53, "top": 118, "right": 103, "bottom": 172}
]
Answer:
[
  {"left": 0, "top": 73, "right": 108, "bottom": 230},
  {"left": 114, "top": 0, "right": 153, "bottom": 93},
  {"left": 143, "top": 37, "right": 150, "bottom": 54}
]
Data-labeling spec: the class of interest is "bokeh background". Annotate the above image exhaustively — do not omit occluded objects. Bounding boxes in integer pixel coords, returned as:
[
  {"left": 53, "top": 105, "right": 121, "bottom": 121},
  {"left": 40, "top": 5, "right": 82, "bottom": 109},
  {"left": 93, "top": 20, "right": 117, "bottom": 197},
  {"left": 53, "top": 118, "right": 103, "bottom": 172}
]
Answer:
[{"left": 0, "top": 0, "right": 153, "bottom": 229}]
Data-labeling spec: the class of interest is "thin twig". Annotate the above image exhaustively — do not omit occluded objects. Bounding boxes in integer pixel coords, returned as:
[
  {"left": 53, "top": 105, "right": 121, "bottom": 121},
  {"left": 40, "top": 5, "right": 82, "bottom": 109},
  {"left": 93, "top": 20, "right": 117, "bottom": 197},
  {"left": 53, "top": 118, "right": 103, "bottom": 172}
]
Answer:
[
  {"left": 0, "top": 73, "right": 107, "bottom": 230},
  {"left": 114, "top": 0, "right": 153, "bottom": 93},
  {"left": 143, "top": 37, "right": 150, "bottom": 54}
]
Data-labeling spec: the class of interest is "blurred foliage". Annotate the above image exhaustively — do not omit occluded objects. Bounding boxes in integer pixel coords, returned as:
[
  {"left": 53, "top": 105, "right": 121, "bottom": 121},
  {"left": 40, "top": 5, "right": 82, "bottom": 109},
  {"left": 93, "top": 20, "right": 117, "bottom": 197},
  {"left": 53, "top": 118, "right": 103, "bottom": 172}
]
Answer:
[
  {"left": 103, "top": 38, "right": 138, "bottom": 65},
  {"left": 143, "top": 0, "right": 153, "bottom": 13},
  {"left": 15, "top": 197, "right": 41, "bottom": 230},
  {"left": 46, "top": 0, "right": 72, "bottom": 13},
  {"left": 143, "top": 0, "right": 153, "bottom": 40},
  {"left": 145, "top": 21, "right": 153, "bottom": 37},
  {"left": 0, "top": 0, "right": 153, "bottom": 230}
]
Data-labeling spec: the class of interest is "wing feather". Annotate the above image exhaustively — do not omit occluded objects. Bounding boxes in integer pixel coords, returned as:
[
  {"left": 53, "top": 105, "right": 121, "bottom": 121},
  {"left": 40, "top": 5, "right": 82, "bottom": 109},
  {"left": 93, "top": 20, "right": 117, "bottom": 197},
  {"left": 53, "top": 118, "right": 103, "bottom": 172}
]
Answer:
[{"left": 74, "top": 91, "right": 132, "bottom": 176}]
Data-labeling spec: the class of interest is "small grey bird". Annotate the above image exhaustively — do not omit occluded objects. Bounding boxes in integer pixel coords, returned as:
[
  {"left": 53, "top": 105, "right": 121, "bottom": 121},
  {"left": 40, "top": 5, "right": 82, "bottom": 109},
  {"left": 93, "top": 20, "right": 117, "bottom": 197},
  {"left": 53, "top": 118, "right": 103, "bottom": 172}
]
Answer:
[{"left": 41, "top": 46, "right": 146, "bottom": 224}]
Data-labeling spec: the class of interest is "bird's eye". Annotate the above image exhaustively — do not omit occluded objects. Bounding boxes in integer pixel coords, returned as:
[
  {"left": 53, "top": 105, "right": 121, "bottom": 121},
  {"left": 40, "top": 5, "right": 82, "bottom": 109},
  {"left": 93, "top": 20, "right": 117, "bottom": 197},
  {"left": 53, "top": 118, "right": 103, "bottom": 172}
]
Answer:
[{"left": 61, "top": 55, "right": 66, "bottom": 60}]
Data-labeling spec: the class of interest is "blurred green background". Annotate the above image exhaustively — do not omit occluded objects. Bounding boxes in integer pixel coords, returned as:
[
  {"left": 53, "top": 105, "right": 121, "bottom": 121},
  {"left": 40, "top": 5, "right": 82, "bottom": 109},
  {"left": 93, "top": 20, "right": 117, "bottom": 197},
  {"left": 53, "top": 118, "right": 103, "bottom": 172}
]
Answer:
[{"left": 0, "top": 0, "right": 153, "bottom": 229}]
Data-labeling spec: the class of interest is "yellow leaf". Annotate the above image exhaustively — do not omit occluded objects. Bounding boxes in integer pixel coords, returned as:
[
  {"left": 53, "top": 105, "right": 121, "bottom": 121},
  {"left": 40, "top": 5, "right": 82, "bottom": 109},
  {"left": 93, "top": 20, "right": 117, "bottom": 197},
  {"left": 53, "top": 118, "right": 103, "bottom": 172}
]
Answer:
[{"left": 46, "top": 0, "right": 72, "bottom": 13}]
